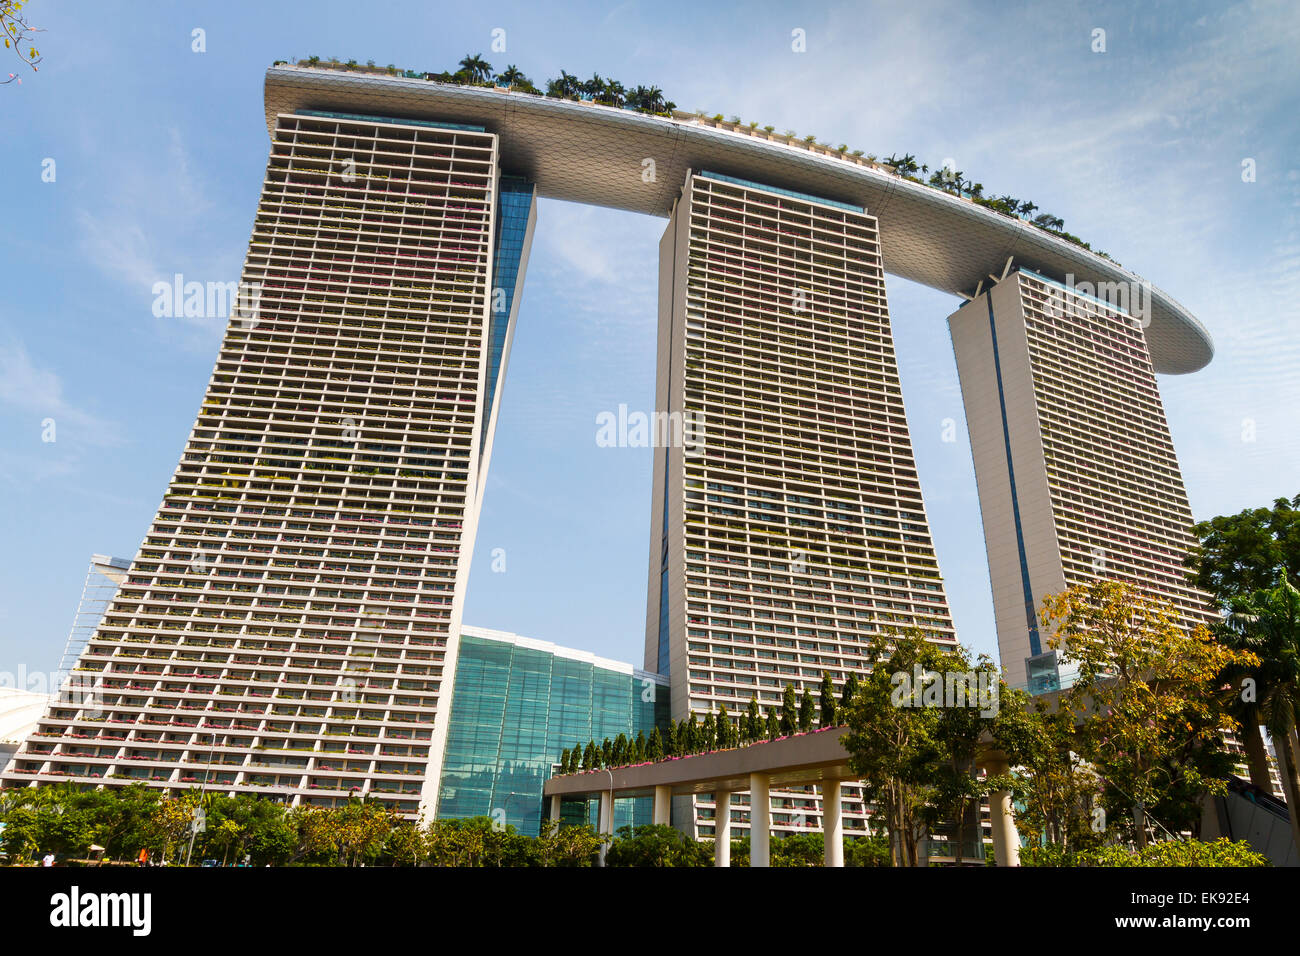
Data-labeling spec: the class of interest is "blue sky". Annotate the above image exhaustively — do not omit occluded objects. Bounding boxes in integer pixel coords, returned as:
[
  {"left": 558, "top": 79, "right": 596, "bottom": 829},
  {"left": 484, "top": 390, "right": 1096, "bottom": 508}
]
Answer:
[{"left": 1, "top": 0, "right": 1297, "bottom": 680}]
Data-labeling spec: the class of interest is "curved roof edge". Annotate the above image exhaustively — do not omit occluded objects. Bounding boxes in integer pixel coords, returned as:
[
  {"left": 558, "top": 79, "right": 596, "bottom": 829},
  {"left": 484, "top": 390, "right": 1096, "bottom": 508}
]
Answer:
[{"left": 263, "top": 66, "right": 1212, "bottom": 374}]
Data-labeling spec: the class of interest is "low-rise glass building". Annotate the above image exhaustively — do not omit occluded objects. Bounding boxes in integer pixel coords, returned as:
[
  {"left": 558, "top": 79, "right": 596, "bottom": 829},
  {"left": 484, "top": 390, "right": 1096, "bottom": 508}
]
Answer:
[{"left": 437, "top": 626, "right": 669, "bottom": 835}]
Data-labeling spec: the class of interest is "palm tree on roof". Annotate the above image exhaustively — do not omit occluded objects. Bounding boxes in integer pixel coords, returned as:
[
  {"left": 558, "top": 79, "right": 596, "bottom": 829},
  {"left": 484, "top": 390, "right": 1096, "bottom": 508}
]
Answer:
[
  {"left": 600, "top": 79, "right": 626, "bottom": 107},
  {"left": 458, "top": 53, "right": 493, "bottom": 83},
  {"left": 498, "top": 64, "right": 526, "bottom": 88},
  {"left": 582, "top": 72, "right": 606, "bottom": 101}
]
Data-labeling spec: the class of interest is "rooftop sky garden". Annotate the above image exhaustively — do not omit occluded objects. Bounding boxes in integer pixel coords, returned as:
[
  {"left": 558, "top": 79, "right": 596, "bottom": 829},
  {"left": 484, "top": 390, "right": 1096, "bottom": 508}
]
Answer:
[{"left": 277, "top": 54, "right": 1117, "bottom": 265}]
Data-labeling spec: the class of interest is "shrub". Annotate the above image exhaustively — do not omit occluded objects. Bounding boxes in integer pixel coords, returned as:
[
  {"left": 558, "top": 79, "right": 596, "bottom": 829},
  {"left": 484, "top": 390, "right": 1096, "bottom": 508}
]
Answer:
[{"left": 1022, "top": 839, "right": 1270, "bottom": 867}]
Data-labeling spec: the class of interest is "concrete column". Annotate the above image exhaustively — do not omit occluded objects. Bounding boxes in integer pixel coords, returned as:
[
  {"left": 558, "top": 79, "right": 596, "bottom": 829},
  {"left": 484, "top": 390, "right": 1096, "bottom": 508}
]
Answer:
[
  {"left": 983, "top": 753, "right": 1020, "bottom": 867},
  {"left": 749, "top": 772, "right": 770, "bottom": 868},
  {"left": 714, "top": 791, "right": 731, "bottom": 867},
  {"left": 548, "top": 794, "right": 561, "bottom": 828},
  {"left": 990, "top": 787, "right": 1020, "bottom": 866},
  {"left": 821, "top": 780, "right": 844, "bottom": 867},
  {"left": 653, "top": 784, "right": 672, "bottom": 826},
  {"left": 987, "top": 780, "right": 1019, "bottom": 868},
  {"left": 597, "top": 790, "right": 614, "bottom": 867}
]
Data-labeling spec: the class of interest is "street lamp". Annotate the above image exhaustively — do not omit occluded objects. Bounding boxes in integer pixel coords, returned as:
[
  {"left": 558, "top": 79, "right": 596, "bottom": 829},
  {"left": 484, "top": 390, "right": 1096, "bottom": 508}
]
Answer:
[{"left": 184, "top": 730, "right": 219, "bottom": 866}]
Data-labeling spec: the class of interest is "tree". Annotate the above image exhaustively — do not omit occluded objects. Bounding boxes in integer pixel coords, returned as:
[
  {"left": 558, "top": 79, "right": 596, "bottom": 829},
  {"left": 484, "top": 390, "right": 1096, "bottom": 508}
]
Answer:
[
  {"left": 1044, "top": 580, "right": 1257, "bottom": 848},
  {"left": 325, "top": 797, "right": 394, "bottom": 866},
  {"left": 765, "top": 709, "right": 780, "bottom": 741},
  {"left": 546, "top": 70, "right": 582, "bottom": 98},
  {"left": 780, "top": 684, "right": 798, "bottom": 737},
  {"left": 149, "top": 795, "right": 199, "bottom": 863},
  {"left": 633, "top": 730, "right": 647, "bottom": 763},
  {"left": 582, "top": 741, "right": 597, "bottom": 771},
  {"left": 924, "top": 651, "right": 1004, "bottom": 866},
  {"left": 701, "top": 713, "right": 717, "bottom": 751},
  {"left": 457, "top": 53, "right": 493, "bottom": 83},
  {"left": 598, "top": 79, "right": 626, "bottom": 107},
  {"left": 1215, "top": 573, "right": 1300, "bottom": 854},
  {"left": 581, "top": 72, "right": 607, "bottom": 101},
  {"left": 992, "top": 689, "right": 1103, "bottom": 854},
  {"left": 745, "top": 696, "right": 763, "bottom": 743},
  {"left": 600, "top": 737, "right": 613, "bottom": 767},
  {"left": 498, "top": 64, "right": 526, "bottom": 87},
  {"left": 685, "top": 714, "right": 700, "bottom": 753},
  {"left": 841, "top": 671, "right": 860, "bottom": 712},
  {"left": 819, "top": 671, "right": 838, "bottom": 727},
  {"left": 799, "top": 688, "right": 816, "bottom": 733},
  {"left": 647, "top": 726, "right": 665, "bottom": 762},
  {"left": 716, "top": 704, "right": 732, "bottom": 749},
  {"left": 841, "top": 632, "right": 950, "bottom": 866},
  {"left": 1, "top": 1, "right": 42, "bottom": 84},
  {"left": 1188, "top": 494, "right": 1300, "bottom": 602},
  {"left": 535, "top": 823, "right": 602, "bottom": 866},
  {"left": 604, "top": 824, "right": 711, "bottom": 867}
]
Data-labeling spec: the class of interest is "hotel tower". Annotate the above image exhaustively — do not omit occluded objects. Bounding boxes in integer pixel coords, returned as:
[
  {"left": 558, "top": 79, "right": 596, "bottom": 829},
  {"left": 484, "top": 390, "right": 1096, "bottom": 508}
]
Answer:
[
  {"left": 949, "top": 269, "right": 1210, "bottom": 692},
  {"left": 3, "top": 108, "right": 536, "bottom": 817},
  {"left": 645, "top": 170, "right": 957, "bottom": 837}
]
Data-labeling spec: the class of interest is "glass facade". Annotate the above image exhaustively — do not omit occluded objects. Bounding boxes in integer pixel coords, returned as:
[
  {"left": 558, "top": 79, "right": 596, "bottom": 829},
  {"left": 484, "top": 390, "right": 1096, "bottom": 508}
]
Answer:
[
  {"left": 438, "top": 628, "right": 670, "bottom": 835},
  {"left": 481, "top": 176, "right": 535, "bottom": 456}
]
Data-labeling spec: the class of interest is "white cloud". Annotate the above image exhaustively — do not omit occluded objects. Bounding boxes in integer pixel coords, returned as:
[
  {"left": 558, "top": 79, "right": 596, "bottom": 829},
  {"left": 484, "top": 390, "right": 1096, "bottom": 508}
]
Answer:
[{"left": 0, "top": 339, "right": 124, "bottom": 447}]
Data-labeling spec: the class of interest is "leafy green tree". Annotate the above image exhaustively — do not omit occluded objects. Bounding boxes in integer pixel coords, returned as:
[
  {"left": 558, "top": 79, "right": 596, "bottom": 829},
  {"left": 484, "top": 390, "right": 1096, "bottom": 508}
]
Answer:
[
  {"left": 633, "top": 730, "right": 647, "bottom": 763},
  {"left": 781, "top": 684, "right": 798, "bottom": 737},
  {"left": 604, "top": 824, "right": 711, "bottom": 867},
  {"left": 841, "top": 632, "right": 948, "bottom": 867},
  {"left": 534, "top": 823, "right": 602, "bottom": 867},
  {"left": 582, "top": 741, "right": 597, "bottom": 771},
  {"left": 1045, "top": 580, "right": 1256, "bottom": 848},
  {"left": 991, "top": 689, "right": 1102, "bottom": 854},
  {"left": 925, "top": 650, "right": 1002, "bottom": 865},
  {"left": 1215, "top": 573, "right": 1300, "bottom": 853},
  {"left": 766, "top": 709, "right": 780, "bottom": 741},
  {"left": 799, "top": 688, "right": 816, "bottom": 733},
  {"left": 745, "top": 696, "right": 763, "bottom": 743},
  {"left": 819, "top": 671, "right": 838, "bottom": 727},
  {"left": 701, "top": 713, "right": 717, "bottom": 751},
  {"left": 1188, "top": 494, "right": 1300, "bottom": 601},
  {"left": 647, "top": 726, "right": 665, "bottom": 761},
  {"left": 845, "top": 833, "right": 892, "bottom": 867},
  {"left": 1022, "top": 838, "right": 1270, "bottom": 868},
  {"left": 600, "top": 738, "right": 613, "bottom": 767},
  {"left": 716, "top": 704, "right": 732, "bottom": 749},
  {"left": 497, "top": 64, "right": 527, "bottom": 87},
  {"left": 841, "top": 671, "right": 860, "bottom": 712},
  {"left": 457, "top": 53, "right": 493, "bottom": 83},
  {"left": 772, "top": 832, "right": 824, "bottom": 866}
]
